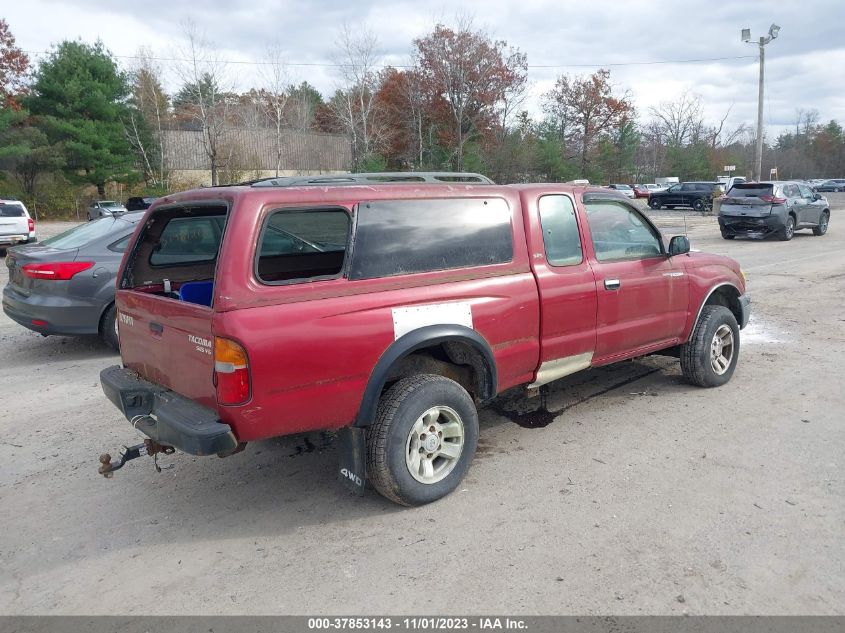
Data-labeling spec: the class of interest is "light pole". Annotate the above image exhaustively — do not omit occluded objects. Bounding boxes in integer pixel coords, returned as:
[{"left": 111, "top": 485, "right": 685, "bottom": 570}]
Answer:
[{"left": 742, "top": 23, "right": 780, "bottom": 182}]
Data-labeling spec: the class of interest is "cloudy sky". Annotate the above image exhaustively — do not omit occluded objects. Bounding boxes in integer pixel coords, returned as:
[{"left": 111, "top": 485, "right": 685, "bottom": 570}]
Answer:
[{"left": 6, "top": 0, "right": 845, "bottom": 137}]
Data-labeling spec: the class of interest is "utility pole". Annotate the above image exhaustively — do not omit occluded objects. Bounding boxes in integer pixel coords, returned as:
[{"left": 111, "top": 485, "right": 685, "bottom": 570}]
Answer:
[{"left": 742, "top": 24, "right": 780, "bottom": 182}]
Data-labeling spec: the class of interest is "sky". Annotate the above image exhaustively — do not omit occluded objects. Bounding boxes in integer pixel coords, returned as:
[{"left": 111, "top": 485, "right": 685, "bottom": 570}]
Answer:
[{"left": 5, "top": 0, "right": 845, "bottom": 139}]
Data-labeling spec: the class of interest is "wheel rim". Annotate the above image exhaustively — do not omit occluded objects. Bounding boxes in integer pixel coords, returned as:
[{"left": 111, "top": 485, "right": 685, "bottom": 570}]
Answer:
[
  {"left": 405, "top": 406, "right": 465, "bottom": 485},
  {"left": 710, "top": 324, "right": 735, "bottom": 375},
  {"left": 786, "top": 218, "right": 794, "bottom": 238},
  {"left": 819, "top": 214, "right": 828, "bottom": 232}
]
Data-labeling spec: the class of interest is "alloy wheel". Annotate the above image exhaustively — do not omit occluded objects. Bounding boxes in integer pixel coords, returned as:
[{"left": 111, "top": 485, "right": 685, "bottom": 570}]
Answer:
[
  {"left": 710, "top": 324, "right": 735, "bottom": 375},
  {"left": 405, "top": 406, "right": 465, "bottom": 485}
]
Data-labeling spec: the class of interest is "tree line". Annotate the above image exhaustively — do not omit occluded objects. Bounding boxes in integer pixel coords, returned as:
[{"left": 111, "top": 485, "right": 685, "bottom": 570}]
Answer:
[{"left": 1, "top": 17, "right": 843, "bottom": 216}]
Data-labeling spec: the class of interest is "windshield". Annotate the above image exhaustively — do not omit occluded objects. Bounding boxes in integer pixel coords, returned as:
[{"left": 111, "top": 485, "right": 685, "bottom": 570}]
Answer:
[
  {"left": 100, "top": 201, "right": 123, "bottom": 208},
  {"left": 41, "top": 216, "right": 137, "bottom": 249}
]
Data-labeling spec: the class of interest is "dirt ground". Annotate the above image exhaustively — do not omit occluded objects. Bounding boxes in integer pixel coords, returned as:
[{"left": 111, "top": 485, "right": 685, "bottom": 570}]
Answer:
[{"left": 0, "top": 197, "right": 843, "bottom": 615}]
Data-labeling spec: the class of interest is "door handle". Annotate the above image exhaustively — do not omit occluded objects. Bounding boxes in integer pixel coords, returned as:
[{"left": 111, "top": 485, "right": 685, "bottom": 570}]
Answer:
[
  {"left": 604, "top": 279, "right": 621, "bottom": 290},
  {"left": 149, "top": 322, "right": 163, "bottom": 335}
]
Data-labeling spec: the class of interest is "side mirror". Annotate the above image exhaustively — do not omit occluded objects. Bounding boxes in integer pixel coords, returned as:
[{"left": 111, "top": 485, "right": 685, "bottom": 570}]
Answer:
[
  {"left": 668, "top": 235, "right": 690, "bottom": 257},
  {"left": 813, "top": 193, "right": 822, "bottom": 201}
]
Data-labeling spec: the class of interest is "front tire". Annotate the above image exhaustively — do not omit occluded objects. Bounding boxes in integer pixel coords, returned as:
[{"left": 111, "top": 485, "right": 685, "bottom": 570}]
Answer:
[
  {"left": 649, "top": 198, "right": 662, "bottom": 210},
  {"left": 813, "top": 211, "right": 829, "bottom": 236},
  {"left": 99, "top": 303, "right": 119, "bottom": 351},
  {"left": 680, "top": 305, "right": 740, "bottom": 388},
  {"left": 366, "top": 374, "right": 478, "bottom": 506}
]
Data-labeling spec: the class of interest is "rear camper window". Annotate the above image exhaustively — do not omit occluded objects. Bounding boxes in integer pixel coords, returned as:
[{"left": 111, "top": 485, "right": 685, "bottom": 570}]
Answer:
[
  {"left": 256, "top": 208, "right": 350, "bottom": 284},
  {"left": 120, "top": 204, "right": 227, "bottom": 298},
  {"left": 349, "top": 198, "right": 512, "bottom": 280}
]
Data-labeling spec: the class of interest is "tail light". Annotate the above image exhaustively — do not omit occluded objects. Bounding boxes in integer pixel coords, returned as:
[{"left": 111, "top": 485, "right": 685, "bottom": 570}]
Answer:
[
  {"left": 21, "top": 261, "right": 94, "bottom": 280},
  {"left": 28, "top": 218, "right": 35, "bottom": 232},
  {"left": 214, "top": 337, "right": 250, "bottom": 405},
  {"left": 760, "top": 195, "right": 786, "bottom": 204}
]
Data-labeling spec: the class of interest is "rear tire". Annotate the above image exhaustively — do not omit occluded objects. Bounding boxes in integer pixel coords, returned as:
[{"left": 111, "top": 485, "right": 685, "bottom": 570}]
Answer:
[
  {"left": 692, "top": 198, "right": 706, "bottom": 212},
  {"left": 813, "top": 211, "right": 829, "bottom": 236},
  {"left": 778, "top": 215, "right": 795, "bottom": 241},
  {"left": 366, "top": 374, "right": 478, "bottom": 506},
  {"left": 99, "top": 303, "right": 119, "bottom": 351},
  {"left": 648, "top": 199, "right": 661, "bottom": 210},
  {"left": 680, "top": 305, "right": 740, "bottom": 388}
]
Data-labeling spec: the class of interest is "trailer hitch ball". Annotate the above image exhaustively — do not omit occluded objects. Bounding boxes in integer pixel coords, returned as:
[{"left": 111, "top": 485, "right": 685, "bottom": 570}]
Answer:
[{"left": 97, "top": 440, "right": 175, "bottom": 478}]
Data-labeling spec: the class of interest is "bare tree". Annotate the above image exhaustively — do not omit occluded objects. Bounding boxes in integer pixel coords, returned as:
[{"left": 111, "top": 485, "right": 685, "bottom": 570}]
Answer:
[
  {"left": 330, "top": 25, "right": 384, "bottom": 169},
  {"left": 259, "top": 45, "right": 291, "bottom": 176},
  {"left": 172, "top": 20, "right": 234, "bottom": 186},
  {"left": 649, "top": 90, "right": 705, "bottom": 148},
  {"left": 124, "top": 47, "right": 170, "bottom": 189}
]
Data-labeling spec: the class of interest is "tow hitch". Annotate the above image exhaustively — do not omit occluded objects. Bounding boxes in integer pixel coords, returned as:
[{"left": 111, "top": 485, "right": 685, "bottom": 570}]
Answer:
[{"left": 98, "top": 439, "right": 175, "bottom": 477}]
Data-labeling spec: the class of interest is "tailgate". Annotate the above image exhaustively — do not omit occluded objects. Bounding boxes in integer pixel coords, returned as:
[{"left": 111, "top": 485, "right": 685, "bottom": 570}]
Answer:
[
  {"left": 721, "top": 197, "right": 773, "bottom": 217},
  {"left": 117, "top": 289, "right": 217, "bottom": 410},
  {"left": 0, "top": 215, "right": 28, "bottom": 240}
]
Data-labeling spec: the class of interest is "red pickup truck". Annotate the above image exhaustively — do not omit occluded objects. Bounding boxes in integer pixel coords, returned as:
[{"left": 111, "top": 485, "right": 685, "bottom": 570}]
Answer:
[{"left": 99, "top": 172, "right": 750, "bottom": 506}]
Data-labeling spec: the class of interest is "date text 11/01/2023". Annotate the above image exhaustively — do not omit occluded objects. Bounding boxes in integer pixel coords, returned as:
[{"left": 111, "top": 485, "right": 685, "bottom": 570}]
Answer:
[{"left": 307, "top": 618, "right": 528, "bottom": 630}]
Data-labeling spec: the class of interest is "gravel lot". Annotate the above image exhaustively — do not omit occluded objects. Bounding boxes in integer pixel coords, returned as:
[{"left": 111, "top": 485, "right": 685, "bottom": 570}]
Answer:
[{"left": 1, "top": 197, "right": 843, "bottom": 615}]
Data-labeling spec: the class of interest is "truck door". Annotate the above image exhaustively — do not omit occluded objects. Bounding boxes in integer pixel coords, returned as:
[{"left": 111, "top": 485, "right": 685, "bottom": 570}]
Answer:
[
  {"left": 582, "top": 197, "right": 689, "bottom": 362},
  {"left": 524, "top": 193, "right": 598, "bottom": 385}
]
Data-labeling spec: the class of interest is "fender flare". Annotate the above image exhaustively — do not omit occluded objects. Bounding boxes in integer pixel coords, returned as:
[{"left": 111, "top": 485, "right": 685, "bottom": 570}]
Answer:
[
  {"left": 354, "top": 324, "right": 497, "bottom": 427},
  {"left": 690, "top": 282, "right": 744, "bottom": 334}
]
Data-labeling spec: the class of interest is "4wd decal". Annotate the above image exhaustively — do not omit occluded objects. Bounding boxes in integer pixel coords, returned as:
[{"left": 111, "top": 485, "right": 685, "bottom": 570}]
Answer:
[{"left": 188, "top": 334, "right": 212, "bottom": 355}]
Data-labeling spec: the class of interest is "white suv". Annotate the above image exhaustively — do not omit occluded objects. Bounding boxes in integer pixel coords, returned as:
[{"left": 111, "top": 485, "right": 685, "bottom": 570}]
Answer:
[{"left": 0, "top": 199, "right": 37, "bottom": 249}]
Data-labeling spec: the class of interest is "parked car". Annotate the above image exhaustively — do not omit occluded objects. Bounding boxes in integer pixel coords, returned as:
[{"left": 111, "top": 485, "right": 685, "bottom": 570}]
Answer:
[
  {"left": 813, "top": 179, "right": 845, "bottom": 192},
  {"left": 0, "top": 198, "right": 37, "bottom": 250},
  {"left": 3, "top": 212, "right": 144, "bottom": 349},
  {"left": 96, "top": 171, "right": 750, "bottom": 506},
  {"left": 87, "top": 200, "right": 128, "bottom": 221},
  {"left": 718, "top": 181, "right": 829, "bottom": 241},
  {"left": 632, "top": 184, "right": 651, "bottom": 198},
  {"left": 125, "top": 196, "right": 158, "bottom": 212},
  {"left": 648, "top": 182, "right": 723, "bottom": 211},
  {"left": 607, "top": 184, "right": 635, "bottom": 198}
]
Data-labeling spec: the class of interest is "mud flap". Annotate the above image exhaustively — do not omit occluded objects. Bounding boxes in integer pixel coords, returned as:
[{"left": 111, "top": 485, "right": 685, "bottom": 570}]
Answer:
[{"left": 336, "top": 426, "right": 366, "bottom": 496}]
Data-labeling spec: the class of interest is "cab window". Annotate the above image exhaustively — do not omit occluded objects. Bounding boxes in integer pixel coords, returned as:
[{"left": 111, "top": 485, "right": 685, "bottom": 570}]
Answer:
[
  {"left": 585, "top": 200, "right": 663, "bottom": 262},
  {"left": 538, "top": 195, "right": 583, "bottom": 266}
]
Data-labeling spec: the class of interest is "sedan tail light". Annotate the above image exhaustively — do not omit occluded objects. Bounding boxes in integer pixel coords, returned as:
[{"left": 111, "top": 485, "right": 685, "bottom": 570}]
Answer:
[
  {"left": 28, "top": 218, "right": 35, "bottom": 232},
  {"left": 214, "top": 337, "right": 250, "bottom": 405},
  {"left": 759, "top": 195, "right": 786, "bottom": 204},
  {"left": 21, "top": 261, "right": 94, "bottom": 280}
]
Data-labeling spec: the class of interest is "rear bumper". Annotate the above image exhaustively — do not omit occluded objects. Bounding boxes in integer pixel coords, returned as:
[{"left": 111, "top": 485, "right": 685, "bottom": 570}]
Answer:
[
  {"left": 100, "top": 365, "right": 238, "bottom": 456},
  {"left": 719, "top": 214, "right": 784, "bottom": 236},
  {"left": 2, "top": 285, "right": 103, "bottom": 335}
]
